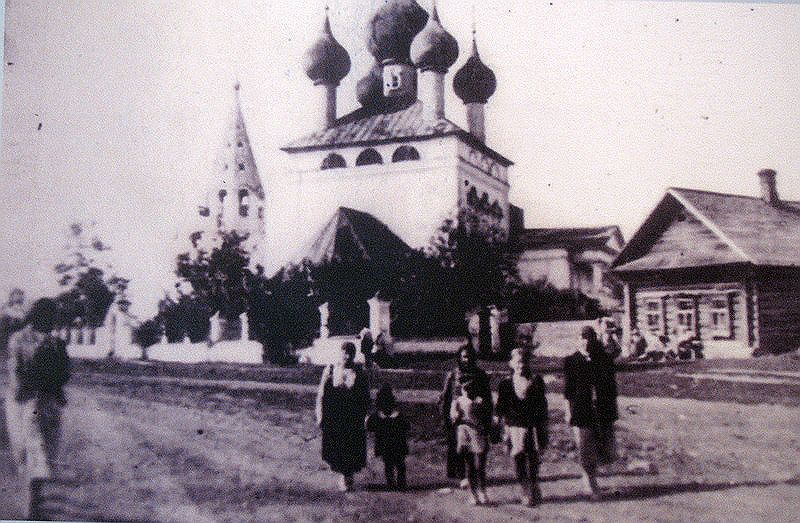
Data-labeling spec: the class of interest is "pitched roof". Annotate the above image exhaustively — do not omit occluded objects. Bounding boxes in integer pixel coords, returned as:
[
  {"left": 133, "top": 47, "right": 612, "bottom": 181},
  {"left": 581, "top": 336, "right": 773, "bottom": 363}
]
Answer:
[
  {"left": 294, "top": 207, "right": 412, "bottom": 266},
  {"left": 280, "top": 99, "right": 513, "bottom": 166},
  {"left": 613, "top": 187, "right": 800, "bottom": 272},
  {"left": 515, "top": 225, "right": 623, "bottom": 253}
]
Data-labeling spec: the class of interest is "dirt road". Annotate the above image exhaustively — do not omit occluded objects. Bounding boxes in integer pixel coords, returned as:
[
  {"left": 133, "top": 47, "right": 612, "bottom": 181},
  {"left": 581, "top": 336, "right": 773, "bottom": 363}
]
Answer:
[{"left": 1, "top": 379, "right": 799, "bottom": 522}]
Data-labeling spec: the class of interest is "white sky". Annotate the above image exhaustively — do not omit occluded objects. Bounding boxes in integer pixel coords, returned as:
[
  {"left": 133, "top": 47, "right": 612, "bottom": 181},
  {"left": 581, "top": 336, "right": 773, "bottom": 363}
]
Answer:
[{"left": 2, "top": 0, "right": 799, "bottom": 318}]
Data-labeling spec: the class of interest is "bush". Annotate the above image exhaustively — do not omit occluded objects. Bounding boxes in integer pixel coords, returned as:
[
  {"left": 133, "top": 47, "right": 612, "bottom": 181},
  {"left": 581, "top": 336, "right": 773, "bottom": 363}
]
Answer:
[{"left": 133, "top": 319, "right": 162, "bottom": 349}]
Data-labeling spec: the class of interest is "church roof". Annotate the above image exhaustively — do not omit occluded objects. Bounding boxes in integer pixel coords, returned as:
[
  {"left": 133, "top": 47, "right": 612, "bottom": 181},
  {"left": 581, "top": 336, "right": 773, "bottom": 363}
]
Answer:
[
  {"left": 294, "top": 207, "right": 412, "bottom": 266},
  {"left": 281, "top": 100, "right": 513, "bottom": 166},
  {"left": 215, "top": 84, "right": 264, "bottom": 199}
]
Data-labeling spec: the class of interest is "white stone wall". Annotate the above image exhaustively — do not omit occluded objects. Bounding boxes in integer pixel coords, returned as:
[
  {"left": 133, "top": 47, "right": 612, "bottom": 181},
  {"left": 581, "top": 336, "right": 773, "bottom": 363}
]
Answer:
[{"left": 517, "top": 248, "right": 572, "bottom": 289}]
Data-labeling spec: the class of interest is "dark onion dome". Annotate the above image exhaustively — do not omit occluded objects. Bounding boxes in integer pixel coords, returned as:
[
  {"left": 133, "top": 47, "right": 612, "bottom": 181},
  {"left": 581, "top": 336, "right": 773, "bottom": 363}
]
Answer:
[
  {"left": 367, "top": 0, "right": 428, "bottom": 64},
  {"left": 452, "top": 37, "right": 496, "bottom": 104},
  {"left": 410, "top": 2, "right": 458, "bottom": 73},
  {"left": 356, "top": 61, "right": 385, "bottom": 107},
  {"left": 303, "top": 11, "right": 351, "bottom": 86}
]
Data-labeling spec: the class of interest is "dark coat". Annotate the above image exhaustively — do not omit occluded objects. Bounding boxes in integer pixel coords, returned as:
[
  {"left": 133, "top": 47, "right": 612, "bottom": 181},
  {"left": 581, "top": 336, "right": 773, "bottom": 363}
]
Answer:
[
  {"left": 319, "top": 365, "right": 370, "bottom": 475},
  {"left": 563, "top": 342, "right": 618, "bottom": 427},
  {"left": 366, "top": 409, "right": 409, "bottom": 462},
  {"left": 495, "top": 375, "right": 549, "bottom": 449}
]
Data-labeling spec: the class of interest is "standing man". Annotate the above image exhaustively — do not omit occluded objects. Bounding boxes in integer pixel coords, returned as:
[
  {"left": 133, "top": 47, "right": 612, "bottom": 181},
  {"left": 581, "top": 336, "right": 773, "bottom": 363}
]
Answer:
[
  {"left": 563, "top": 326, "right": 618, "bottom": 500},
  {"left": 5, "top": 298, "right": 71, "bottom": 518}
]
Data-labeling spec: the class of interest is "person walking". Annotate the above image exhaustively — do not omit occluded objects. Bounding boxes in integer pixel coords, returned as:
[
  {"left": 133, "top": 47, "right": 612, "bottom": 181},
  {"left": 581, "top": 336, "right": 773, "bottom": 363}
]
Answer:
[
  {"left": 495, "top": 326, "right": 549, "bottom": 507},
  {"left": 5, "top": 298, "right": 71, "bottom": 518},
  {"left": 449, "top": 379, "right": 491, "bottom": 505},
  {"left": 315, "top": 341, "right": 370, "bottom": 492},
  {"left": 563, "top": 326, "right": 619, "bottom": 500},
  {"left": 438, "top": 341, "right": 492, "bottom": 489},
  {"left": 366, "top": 384, "right": 409, "bottom": 490}
]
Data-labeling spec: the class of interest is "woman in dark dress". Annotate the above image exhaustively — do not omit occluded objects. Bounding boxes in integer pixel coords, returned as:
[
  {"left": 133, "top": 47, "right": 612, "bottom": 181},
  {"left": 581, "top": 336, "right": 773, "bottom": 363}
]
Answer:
[
  {"left": 438, "top": 341, "right": 492, "bottom": 488},
  {"left": 315, "top": 341, "right": 370, "bottom": 491}
]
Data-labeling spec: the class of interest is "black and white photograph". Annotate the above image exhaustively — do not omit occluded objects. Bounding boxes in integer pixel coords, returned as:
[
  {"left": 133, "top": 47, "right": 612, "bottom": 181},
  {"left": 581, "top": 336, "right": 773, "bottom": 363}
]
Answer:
[{"left": 1, "top": 0, "right": 799, "bottom": 520}]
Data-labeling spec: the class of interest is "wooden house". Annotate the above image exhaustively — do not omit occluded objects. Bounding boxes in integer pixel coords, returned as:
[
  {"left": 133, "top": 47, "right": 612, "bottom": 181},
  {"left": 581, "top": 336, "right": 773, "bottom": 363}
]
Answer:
[{"left": 612, "top": 170, "right": 800, "bottom": 358}]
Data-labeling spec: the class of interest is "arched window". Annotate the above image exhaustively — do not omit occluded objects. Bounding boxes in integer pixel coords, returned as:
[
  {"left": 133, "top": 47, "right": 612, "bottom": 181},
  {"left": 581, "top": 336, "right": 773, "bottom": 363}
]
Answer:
[
  {"left": 355, "top": 148, "right": 383, "bottom": 166},
  {"left": 218, "top": 189, "right": 227, "bottom": 202},
  {"left": 392, "top": 145, "right": 420, "bottom": 162},
  {"left": 239, "top": 189, "right": 249, "bottom": 217},
  {"left": 321, "top": 153, "right": 346, "bottom": 170}
]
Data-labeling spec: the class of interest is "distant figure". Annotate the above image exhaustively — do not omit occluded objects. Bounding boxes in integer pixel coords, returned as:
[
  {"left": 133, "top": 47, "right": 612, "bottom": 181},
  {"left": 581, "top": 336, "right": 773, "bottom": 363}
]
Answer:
[
  {"left": 563, "top": 326, "right": 618, "bottom": 500},
  {"left": 438, "top": 342, "right": 492, "bottom": 490},
  {"left": 495, "top": 328, "right": 549, "bottom": 507},
  {"left": 5, "top": 298, "right": 70, "bottom": 518},
  {"left": 359, "top": 328, "right": 374, "bottom": 367},
  {"left": 450, "top": 378, "right": 491, "bottom": 505},
  {"left": 366, "top": 384, "right": 409, "bottom": 490},
  {"left": 598, "top": 318, "right": 622, "bottom": 359},
  {"left": 315, "top": 341, "right": 370, "bottom": 492},
  {"left": 373, "top": 332, "right": 389, "bottom": 367},
  {"left": 629, "top": 328, "right": 648, "bottom": 359}
]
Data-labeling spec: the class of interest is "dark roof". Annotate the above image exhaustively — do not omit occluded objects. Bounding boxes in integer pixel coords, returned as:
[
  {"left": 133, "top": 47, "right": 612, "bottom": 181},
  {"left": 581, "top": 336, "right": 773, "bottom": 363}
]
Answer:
[
  {"left": 613, "top": 187, "right": 800, "bottom": 272},
  {"left": 281, "top": 100, "right": 513, "bottom": 167},
  {"left": 294, "top": 207, "right": 412, "bottom": 266},
  {"left": 515, "top": 225, "right": 623, "bottom": 253}
]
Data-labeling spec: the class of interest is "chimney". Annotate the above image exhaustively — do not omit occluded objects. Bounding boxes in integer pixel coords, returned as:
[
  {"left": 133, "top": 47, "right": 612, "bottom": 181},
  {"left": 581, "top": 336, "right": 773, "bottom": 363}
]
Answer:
[{"left": 757, "top": 168, "right": 779, "bottom": 205}]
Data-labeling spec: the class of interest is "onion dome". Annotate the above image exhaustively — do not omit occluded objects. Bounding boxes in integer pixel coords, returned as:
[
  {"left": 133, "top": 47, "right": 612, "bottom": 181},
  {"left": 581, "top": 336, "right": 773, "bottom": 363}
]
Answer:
[
  {"left": 303, "top": 10, "right": 351, "bottom": 86},
  {"left": 356, "top": 61, "right": 385, "bottom": 108},
  {"left": 453, "top": 36, "right": 497, "bottom": 104},
  {"left": 410, "top": 2, "right": 458, "bottom": 73},
  {"left": 367, "top": 0, "right": 428, "bottom": 64}
]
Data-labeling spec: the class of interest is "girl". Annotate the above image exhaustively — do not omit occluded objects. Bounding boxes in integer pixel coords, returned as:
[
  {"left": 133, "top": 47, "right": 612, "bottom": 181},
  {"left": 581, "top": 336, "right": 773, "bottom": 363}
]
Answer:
[
  {"left": 450, "top": 379, "right": 491, "bottom": 505},
  {"left": 366, "top": 384, "right": 409, "bottom": 490}
]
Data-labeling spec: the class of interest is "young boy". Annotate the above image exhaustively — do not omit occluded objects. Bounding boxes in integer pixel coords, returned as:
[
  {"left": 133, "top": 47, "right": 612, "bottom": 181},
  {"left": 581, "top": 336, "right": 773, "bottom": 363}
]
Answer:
[
  {"left": 450, "top": 379, "right": 491, "bottom": 505},
  {"left": 366, "top": 384, "right": 409, "bottom": 490}
]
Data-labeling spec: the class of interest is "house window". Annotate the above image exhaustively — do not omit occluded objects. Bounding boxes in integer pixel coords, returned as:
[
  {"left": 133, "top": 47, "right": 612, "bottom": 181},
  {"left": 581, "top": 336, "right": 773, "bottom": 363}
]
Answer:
[
  {"left": 676, "top": 298, "right": 696, "bottom": 334},
  {"left": 392, "top": 146, "right": 420, "bottom": 162},
  {"left": 321, "top": 153, "right": 346, "bottom": 170},
  {"left": 645, "top": 300, "right": 662, "bottom": 334},
  {"left": 710, "top": 295, "right": 732, "bottom": 338},
  {"left": 355, "top": 148, "right": 383, "bottom": 166}
]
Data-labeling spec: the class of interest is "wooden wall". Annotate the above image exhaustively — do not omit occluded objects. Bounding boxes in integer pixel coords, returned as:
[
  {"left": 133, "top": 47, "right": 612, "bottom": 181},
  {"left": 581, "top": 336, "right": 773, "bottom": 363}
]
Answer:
[{"left": 755, "top": 270, "right": 800, "bottom": 354}]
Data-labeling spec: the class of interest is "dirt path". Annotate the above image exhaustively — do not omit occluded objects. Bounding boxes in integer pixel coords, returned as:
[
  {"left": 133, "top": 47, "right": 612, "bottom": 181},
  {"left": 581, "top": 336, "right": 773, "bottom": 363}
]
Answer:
[{"left": 1, "top": 380, "right": 799, "bottom": 522}]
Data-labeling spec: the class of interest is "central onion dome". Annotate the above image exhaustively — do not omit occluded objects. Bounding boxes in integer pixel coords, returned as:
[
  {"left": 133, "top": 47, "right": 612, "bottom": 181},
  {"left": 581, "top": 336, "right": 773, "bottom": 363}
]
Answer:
[
  {"left": 367, "top": 0, "right": 428, "bottom": 64},
  {"left": 453, "top": 37, "right": 497, "bottom": 104},
  {"left": 356, "top": 61, "right": 385, "bottom": 107},
  {"left": 303, "top": 11, "right": 351, "bottom": 86},
  {"left": 410, "top": 2, "right": 458, "bottom": 73}
]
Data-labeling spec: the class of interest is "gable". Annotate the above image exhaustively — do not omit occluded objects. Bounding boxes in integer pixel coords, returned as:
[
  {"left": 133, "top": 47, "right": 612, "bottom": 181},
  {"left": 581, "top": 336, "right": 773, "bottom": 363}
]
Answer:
[{"left": 614, "top": 194, "right": 747, "bottom": 272}]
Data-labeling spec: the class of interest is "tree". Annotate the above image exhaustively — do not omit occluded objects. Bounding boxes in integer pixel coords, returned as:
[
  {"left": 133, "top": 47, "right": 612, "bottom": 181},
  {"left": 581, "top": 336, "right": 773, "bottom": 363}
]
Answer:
[
  {"left": 53, "top": 222, "right": 130, "bottom": 328},
  {"left": 174, "top": 230, "right": 250, "bottom": 322}
]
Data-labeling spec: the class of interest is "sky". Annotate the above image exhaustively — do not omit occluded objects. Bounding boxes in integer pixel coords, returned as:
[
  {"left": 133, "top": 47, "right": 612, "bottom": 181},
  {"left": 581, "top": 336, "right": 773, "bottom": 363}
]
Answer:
[{"left": 1, "top": 0, "right": 799, "bottom": 319}]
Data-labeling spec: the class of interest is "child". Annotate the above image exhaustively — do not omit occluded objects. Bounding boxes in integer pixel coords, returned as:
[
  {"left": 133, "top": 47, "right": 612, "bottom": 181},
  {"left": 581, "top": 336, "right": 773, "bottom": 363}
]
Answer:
[
  {"left": 366, "top": 384, "right": 409, "bottom": 490},
  {"left": 450, "top": 379, "right": 491, "bottom": 505}
]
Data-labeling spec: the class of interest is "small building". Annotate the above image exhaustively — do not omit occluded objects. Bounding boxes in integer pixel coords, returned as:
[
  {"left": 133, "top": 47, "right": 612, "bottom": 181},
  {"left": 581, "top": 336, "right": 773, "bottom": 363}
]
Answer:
[
  {"left": 515, "top": 225, "right": 624, "bottom": 309},
  {"left": 612, "top": 169, "right": 800, "bottom": 357}
]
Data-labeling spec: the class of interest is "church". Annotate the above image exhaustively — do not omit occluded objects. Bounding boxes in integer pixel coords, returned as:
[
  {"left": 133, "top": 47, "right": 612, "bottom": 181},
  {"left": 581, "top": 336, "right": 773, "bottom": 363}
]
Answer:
[{"left": 196, "top": 0, "right": 621, "bottom": 312}]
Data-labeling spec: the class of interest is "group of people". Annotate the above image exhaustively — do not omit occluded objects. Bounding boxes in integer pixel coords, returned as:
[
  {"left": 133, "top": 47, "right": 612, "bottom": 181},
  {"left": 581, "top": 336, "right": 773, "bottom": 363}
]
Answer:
[
  {"left": 315, "top": 323, "right": 620, "bottom": 507},
  {"left": 3, "top": 298, "right": 71, "bottom": 519}
]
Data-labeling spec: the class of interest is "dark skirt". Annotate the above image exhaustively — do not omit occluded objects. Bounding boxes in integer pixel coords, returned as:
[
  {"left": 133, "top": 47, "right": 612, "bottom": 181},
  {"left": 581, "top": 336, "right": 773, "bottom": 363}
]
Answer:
[{"left": 322, "top": 426, "right": 367, "bottom": 475}]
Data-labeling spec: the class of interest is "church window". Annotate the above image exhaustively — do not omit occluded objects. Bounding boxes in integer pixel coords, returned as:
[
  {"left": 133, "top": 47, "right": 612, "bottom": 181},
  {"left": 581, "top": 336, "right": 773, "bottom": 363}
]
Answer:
[
  {"left": 321, "top": 153, "right": 346, "bottom": 170},
  {"left": 239, "top": 189, "right": 249, "bottom": 217},
  {"left": 258, "top": 207, "right": 264, "bottom": 219},
  {"left": 239, "top": 163, "right": 245, "bottom": 171},
  {"left": 355, "top": 148, "right": 383, "bottom": 166},
  {"left": 392, "top": 146, "right": 420, "bottom": 162},
  {"left": 490, "top": 201, "right": 503, "bottom": 218},
  {"left": 237, "top": 141, "right": 243, "bottom": 147},
  {"left": 224, "top": 163, "right": 228, "bottom": 170},
  {"left": 218, "top": 189, "right": 227, "bottom": 202},
  {"left": 240, "top": 205, "right": 249, "bottom": 217},
  {"left": 198, "top": 206, "right": 210, "bottom": 217}
]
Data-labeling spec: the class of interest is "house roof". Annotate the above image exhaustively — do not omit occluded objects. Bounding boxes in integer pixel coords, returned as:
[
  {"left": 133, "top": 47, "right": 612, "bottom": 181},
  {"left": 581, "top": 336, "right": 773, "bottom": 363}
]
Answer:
[
  {"left": 280, "top": 99, "right": 513, "bottom": 167},
  {"left": 515, "top": 225, "right": 623, "bottom": 253},
  {"left": 613, "top": 187, "right": 800, "bottom": 272},
  {"left": 293, "top": 207, "right": 412, "bottom": 266}
]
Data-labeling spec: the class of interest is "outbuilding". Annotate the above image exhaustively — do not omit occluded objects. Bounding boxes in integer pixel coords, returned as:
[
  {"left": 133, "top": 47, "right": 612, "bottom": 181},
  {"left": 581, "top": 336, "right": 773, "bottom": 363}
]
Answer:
[{"left": 612, "top": 169, "right": 800, "bottom": 358}]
